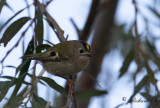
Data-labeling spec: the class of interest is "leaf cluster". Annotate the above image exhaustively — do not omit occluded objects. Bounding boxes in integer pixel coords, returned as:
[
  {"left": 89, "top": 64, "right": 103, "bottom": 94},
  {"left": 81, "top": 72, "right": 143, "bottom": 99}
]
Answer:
[
  {"left": 114, "top": 2, "right": 160, "bottom": 107},
  {"left": 0, "top": 0, "right": 107, "bottom": 107}
]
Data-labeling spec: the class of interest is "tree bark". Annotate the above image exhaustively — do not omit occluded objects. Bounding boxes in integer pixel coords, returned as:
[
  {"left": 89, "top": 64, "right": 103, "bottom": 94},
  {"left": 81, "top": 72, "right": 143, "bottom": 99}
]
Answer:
[{"left": 74, "top": 0, "right": 119, "bottom": 108}]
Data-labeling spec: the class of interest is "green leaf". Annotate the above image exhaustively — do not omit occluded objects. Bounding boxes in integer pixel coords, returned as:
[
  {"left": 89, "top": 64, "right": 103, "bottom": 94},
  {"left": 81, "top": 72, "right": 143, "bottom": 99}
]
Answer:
[
  {"left": 148, "top": 6, "right": 160, "bottom": 18},
  {"left": 128, "top": 75, "right": 149, "bottom": 102},
  {"left": 5, "top": 3, "right": 14, "bottom": 12},
  {"left": 0, "top": 81, "right": 14, "bottom": 102},
  {"left": 146, "top": 40, "right": 156, "bottom": 56},
  {"left": 37, "top": 3, "right": 44, "bottom": 45},
  {"left": 7, "top": 38, "right": 34, "bottom": 105},
  {"left": 141, "top": 92, "right": 160, "bottom": 107},
  {"left": 36, "top": 44, "right": 51, "bottom": 53},
  {"left": 4, "top": 65, "right": 16, "bottom": 69},
  {"left": 15, "top": 59, "right": 29, "bottom": 75},
  {"left": 119, "top": 49, "right": 135, "bottom": 78},
  {"left": 32, "top": 93, "right": 53, "bottom": 108},
  {"left": 146, "top": 40, "right": 160, "bottom": 70},
  {"left": 0, "top": 6, "right": 29, "bottom": 32},
  {"left": 140, "top": 92, "right": 152, "bottom": 100},
  {"left": 149, "top": 75, "right": 157, "bottom": 85},
  {"left": 0, "top": 0, "right": 6, "bottom": 13},
  {"left": 0, "top": 75, "right": 31, "bottom": 102},
  {"left": 0, "top": 75, "right": 31, "bottom": 85},
  {"left": 0, "top": 17, "right": 31, "bottom": 47},
  {"left": 27, "top": 73, "right": 46, "bottom": 85},
  {"left": 146, "top": 64, "right": 157, "bottom": 85},
  {"left": 0, "top": 76, "right": 16, "bottom": 80},
  {"left": 141, "top": 93, "right": 160, "bottom": 108},
  {"left": 39, "top": 76, "right": 67, "bottom": 95},
  {"left": 75, "top": 90, "right": 107, "bottom": 99},
  {"left": 5, "top": 86, "right": 28, "bottom": 107}
]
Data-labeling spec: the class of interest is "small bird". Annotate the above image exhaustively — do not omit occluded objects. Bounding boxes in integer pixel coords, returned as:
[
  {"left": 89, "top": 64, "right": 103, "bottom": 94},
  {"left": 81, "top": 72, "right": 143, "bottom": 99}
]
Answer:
[{"left": 21, "top": 40, "right": 92, "bottom": 77}]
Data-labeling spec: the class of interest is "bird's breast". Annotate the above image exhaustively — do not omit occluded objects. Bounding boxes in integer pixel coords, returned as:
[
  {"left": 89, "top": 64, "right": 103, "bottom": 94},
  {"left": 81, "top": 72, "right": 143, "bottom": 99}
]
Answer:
[{"left": 42, "top": 60, "right": 89, "bottom": 76}]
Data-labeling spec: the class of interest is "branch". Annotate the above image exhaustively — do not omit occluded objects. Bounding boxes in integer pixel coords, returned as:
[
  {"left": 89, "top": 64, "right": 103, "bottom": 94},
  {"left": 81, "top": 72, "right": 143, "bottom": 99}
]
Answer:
[
  {"left": 70, "top": 18, "right": 81, "bottom": 37},
  {"left": 80, "top": 0, "right": 100, "bottom": 41},
  {"left": 132, "top": 0, "right": 141, "bottom": 99},
  {"left": 23, "top": 69, "right": 45, "bottom": 98},
  {"left": 45, "top": 101, "right": 51, "bottom": 108},
  {"left": 71, "top": 0, "right": 100, "bottom": 41},
  {"left": 74, "top": 0, "right": 119, "bottom": 107}
]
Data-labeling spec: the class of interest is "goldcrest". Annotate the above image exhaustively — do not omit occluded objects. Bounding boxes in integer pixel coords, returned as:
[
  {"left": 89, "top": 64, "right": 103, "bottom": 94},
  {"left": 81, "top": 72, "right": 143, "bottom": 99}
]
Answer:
[{"left": 21, "top": 40, "right": 92, "bottom": 77}]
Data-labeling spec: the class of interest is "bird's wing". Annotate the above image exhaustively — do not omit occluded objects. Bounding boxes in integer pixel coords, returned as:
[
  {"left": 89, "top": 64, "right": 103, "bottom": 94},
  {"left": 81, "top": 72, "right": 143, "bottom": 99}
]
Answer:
[{"left": 21, "top": 50, "right": 70, "bottom": 62}]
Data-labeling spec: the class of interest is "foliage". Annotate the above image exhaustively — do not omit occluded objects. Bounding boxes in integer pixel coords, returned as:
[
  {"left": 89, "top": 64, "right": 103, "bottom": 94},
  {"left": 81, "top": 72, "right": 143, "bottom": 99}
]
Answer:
[
  {"left": 0, "top": 0, "right": 107, "bottom": 107},
  {"left": 0, "top": 0, "right": 160, "bottom": 108}
]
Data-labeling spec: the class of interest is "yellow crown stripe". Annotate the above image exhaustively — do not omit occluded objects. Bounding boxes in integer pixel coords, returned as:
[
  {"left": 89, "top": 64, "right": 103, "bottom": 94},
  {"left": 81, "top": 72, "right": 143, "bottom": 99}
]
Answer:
[{"left": 86, "top": 44, "right": 90, "bottom": 50}]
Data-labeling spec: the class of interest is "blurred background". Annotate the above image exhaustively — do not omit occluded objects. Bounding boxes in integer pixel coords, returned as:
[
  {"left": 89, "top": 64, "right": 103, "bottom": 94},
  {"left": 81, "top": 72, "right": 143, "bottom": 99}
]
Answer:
[{"left": 0, "top": 0, "right": 160, "bottom": 108}]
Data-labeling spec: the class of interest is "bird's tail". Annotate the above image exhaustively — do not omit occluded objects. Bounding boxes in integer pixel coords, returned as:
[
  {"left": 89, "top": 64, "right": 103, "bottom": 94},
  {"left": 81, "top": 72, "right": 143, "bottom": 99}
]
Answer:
[{"left": 20, "top": 53, "right": 41, "bottom": 60}]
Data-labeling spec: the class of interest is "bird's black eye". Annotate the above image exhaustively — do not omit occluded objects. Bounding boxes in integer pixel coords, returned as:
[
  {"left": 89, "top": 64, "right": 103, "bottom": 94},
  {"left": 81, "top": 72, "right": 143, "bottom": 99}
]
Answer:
[
  {"left": 50, "top": 51, "right": 56, "bottom": 56},
  {"left": 79, "top": 49, "right": 84, "bottom": 53}
]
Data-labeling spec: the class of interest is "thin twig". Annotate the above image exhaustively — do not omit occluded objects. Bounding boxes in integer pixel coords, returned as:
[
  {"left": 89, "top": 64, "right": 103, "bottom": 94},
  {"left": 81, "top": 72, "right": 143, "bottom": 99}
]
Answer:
[
  {"left": 132, "top": 0, "right": 139, "bottom": 98},
  {"left": 23, "top": 68, "right": 45, "bottom": 106},
  {"left": 43, "top": 39, "right": 55, "bottom": 46},
  {"left": 23, "top": 69, "right": 45, "bottom": 98},
  {"left": 45, "top": 101, "right": 51, "bottom": 108},
  {"left": 45, "top": 0, "right": 53, "bottom": 7},
  {"left": 34, "top": 0, "right": 38, "bottom": 48},
  {"left": 79, "top": 0, "right": 100, "bottom": 41},
  {"left": 138, "top": 46, "right": 160, "bottom": 95},
  {"left": 71, "top": 0, "right": 99, "bottom": 41},
  {"left": 72, "top": 91, "right": 77, "bottom": 108},
  {"left": 0, "top": 63, "right": 4, "bottom": 75},
  {"left": 22, "top": 37, "right": 25, "bottom": 55},
  {"left": 70, "top": 18, "right": 81, "bottom": 37},
  {"left": 65, "top": 34, "right": 69, "bottom": 41},
  {"left": 64, "top": 76, "right": 75, "bottom": 108},
  {"left": 24, "top": 0, "right": 32, "bottom": 17}
]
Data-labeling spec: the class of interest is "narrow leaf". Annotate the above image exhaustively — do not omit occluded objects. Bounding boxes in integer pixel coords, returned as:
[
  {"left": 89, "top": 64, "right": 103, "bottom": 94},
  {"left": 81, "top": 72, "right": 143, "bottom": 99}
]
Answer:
[
  {"left": 27, "top": 73, "right": 46, "bottom": 85},
  {"left": 0, "top": 81, "right": 13, "bottom": 102},
  {"left": 146, "top": 40, "right": 160, "bottom": 70},
  {"left": 5, "top": 3, "right": 14, "bottom": 12},
  {"left": 146, "top": 40, "right": 156, "bottom": 55},
  {"left": 5, "top": 86, "right": 28, "bottom": 107},
  {"left": 0, "top": 76, "right": 30, "bottom": 102},
  {"left": 39, "top": 76, "right": 67, "bottom": 95},
  {"left": 0, "top": 6, "right": 29, "bottom": 32},
  {"left": 0, "top": 0, "right": 6, "bottom": 13},
  {"left": 37, "top": 3, "right": 43, "bottom": 45},
  {"left": 119, "top": 49, "right": 135, "bottom": 78},
  {"left": 148, "top": 6, "right": 160, "bottom": 18},
  {"left": 0, "top": 75, "right": 15, "bottom": 80},
  {"left": 128, "top": 75, "right": 149, "bottom": 102},
  {"left": 75, "top": 90, "right": 107, "bottom": 99},
  {"left": 0, "top": 75, "right": 31, "bottom": 85},
  {"left": 0, "top": 17, "right": 31, "bottom": 46},
  {"left": 141, "top": 93, "right": 159, "bottom": 108},
  {"left": 7, "top": 38, "right": 34, "bottom": 105},
  {"left": 32, "top": 93, "right": 53, "bottom": 108},
  {"left": 140, "top": 92, "right": 152, "bottom": 100},
  {"left": 146, "top": 64, "right": 157, "bottom": 85},
  {"left": 36, "top": 44, "right": 51, "bottom": 53},
  {"left": 16, "top": 59, "right": 29, "bottom": 75},
  {"left": 4, "top": 65, "right": 16, "bottom": 69}
]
